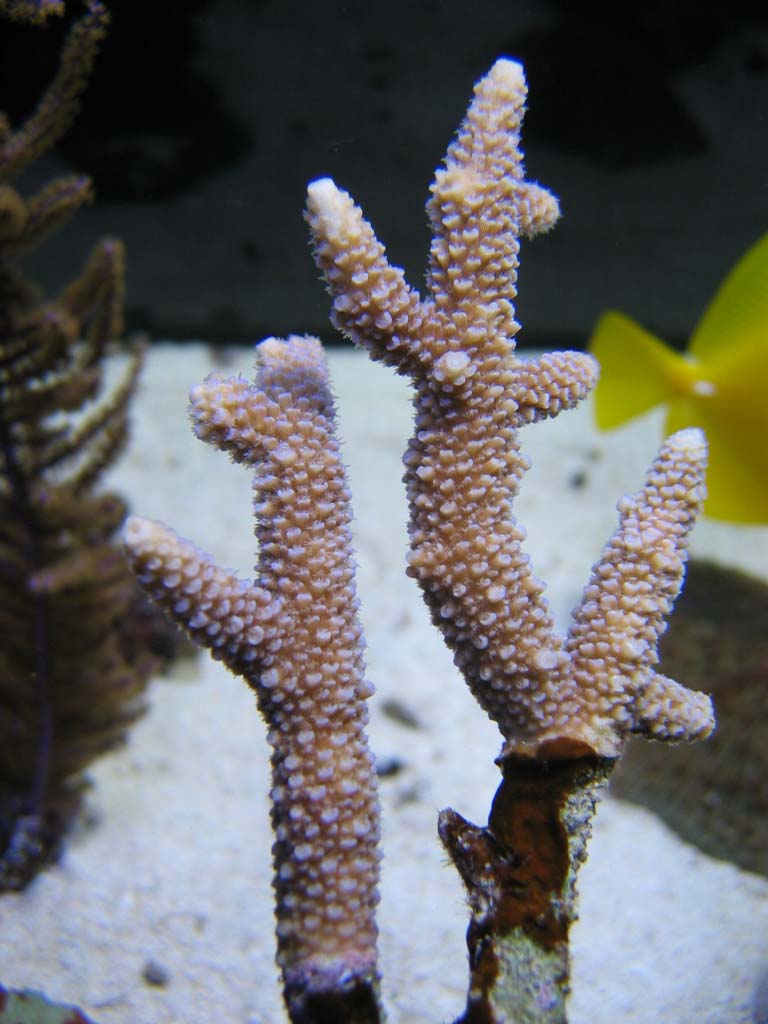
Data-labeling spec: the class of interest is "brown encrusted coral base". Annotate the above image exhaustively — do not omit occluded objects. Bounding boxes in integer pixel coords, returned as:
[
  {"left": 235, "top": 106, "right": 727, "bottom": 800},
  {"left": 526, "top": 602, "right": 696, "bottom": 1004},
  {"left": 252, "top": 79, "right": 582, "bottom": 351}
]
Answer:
[
  {"left": 440, "top": 755, "right": 614, "bottom": 1024},
  {"left": 282, "top": 953, "right": 382, "bottom": 1024},
  {"left": 284, "top": 978, "right": 381, "bottom": 1024}
]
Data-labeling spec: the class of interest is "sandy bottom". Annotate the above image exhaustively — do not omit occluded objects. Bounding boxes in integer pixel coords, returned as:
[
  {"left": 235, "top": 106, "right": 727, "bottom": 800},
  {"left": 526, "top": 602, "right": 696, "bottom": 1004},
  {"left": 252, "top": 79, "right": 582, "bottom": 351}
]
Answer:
[{"left": 1, "top": 344, "right": 767, "bottom": 1024}]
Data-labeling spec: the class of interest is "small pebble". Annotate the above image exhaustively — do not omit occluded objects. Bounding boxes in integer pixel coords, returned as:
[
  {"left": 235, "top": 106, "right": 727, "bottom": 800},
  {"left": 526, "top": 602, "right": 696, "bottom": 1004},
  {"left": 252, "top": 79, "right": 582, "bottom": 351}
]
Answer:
[
  {"left": 381, "top": 698, "right": 422, "bottom": 730},
  {"left": 376, "top": 756, "right": 406, "bottom": 778},
  {"left": 142, "top": 958, "right": 171, "bottom": 987}
]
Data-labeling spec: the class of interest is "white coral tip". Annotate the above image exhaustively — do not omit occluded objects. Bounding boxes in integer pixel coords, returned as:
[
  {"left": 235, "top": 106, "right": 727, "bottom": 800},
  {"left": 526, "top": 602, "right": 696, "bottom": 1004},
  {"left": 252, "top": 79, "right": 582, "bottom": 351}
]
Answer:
[
  {"left": 123, "top": 514, "right": 150, "bottom": 543},
  {"left": 258, "top": 336, "right": 283, "bottom": 359},
  {"left": 306, "top": 177, "right": 351, "bottom": 236},
  {"left": 666, "top": 427, "right": 707, "bottom": 454},
  {"left": 122, "top": 515, "right": 166, "bottom": 554},
  {"left": 487, "top": 58, "right": 525, "bottom": 93}
]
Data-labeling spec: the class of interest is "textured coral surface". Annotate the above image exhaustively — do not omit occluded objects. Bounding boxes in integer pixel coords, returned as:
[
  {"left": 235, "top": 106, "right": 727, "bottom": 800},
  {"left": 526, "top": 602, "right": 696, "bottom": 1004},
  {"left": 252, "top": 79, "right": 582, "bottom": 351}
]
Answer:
[
  {"left": 306, "top": 60, "right": 714, "bottom": 759},
  {"left": 124, "top": 338, "right": 380, "bottom": 1007}
]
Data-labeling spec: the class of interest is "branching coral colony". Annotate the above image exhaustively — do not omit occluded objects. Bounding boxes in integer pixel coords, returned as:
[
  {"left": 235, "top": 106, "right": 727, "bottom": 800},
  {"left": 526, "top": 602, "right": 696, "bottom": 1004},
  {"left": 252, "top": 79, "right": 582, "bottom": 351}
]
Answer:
[{"left": 125, "top": 60, "right": 715, "bottom": 1024}]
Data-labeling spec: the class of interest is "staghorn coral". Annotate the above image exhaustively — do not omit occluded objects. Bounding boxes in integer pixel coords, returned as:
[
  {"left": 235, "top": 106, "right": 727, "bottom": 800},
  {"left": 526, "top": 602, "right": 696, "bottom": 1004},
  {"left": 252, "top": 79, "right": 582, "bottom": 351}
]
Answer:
[
  {"left": 305, "top": 59, "right": 713, "bottom": 764},
  {"left": 124, "top": 336, "right": 382, "bottom": 1024},
  {"left": 125, "top": 58, "right": 716, "bottom": 1024},
  {"left": 305, "top": 58, "right": 715, "bottom": 1021},
  {"left": 0, "top": 1, "right": 168, "bottom": 891}
]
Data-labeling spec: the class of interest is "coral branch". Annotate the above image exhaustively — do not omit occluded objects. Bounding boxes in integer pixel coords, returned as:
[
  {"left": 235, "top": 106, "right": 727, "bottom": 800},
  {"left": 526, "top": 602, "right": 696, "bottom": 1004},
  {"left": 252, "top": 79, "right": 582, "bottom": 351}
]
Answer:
[
  {"left": 124, "top": 336, "right": 382, "bottom": 1024},
  {"left": 562, "top": 427, "right": 713, "bottom": 757},
  {"left": 426, "top": 60, "right": 556, "bottom": 341},
  {"left": 306, "top": 58, "right": 714, "bottom": 764},
  {"left": 307, "top": 56, "right": 716, "bottom": 1022},
  {"left": 306, "top": 178, "right": 426, "bottom": 378}
]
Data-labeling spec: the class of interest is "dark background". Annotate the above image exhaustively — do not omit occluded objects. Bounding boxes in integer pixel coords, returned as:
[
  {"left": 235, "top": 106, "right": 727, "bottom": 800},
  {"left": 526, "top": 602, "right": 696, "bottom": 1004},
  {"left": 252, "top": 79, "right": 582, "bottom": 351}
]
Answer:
[{"left": 3, "top": 0, "right": 767, "bottom": 348}]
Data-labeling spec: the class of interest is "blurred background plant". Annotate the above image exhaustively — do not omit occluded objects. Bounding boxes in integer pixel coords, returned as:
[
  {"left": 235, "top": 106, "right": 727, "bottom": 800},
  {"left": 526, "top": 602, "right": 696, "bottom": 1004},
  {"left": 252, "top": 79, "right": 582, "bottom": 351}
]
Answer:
[{"left": 0, "top": 0, "right": 181, "bottom": 891}]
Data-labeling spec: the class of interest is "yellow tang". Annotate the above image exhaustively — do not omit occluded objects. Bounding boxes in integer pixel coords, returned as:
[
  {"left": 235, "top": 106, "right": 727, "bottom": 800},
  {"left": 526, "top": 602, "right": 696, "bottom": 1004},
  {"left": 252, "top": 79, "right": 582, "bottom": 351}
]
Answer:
[{"left": 589, "top": 232, "right": 768, "bottom": 523}]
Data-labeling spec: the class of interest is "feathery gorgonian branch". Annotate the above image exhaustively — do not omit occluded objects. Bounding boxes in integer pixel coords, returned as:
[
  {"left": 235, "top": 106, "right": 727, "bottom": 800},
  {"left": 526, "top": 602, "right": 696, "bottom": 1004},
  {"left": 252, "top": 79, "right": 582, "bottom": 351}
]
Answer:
[
  {"left": 60, "top": 237, "right": 125, "bottom": 361},
  {"left": 0, "top": 0, "right": 169, "bottom": 894},
  {"left": 0, "top": 2, "right": 108, "bottom": 181},
  {"left": 0, "top": 0, "right": 64, "bottom": 24},
  {"left": 17, "top": 175, "right": 94, "bottom": 255},
  {"left": 124, "top": 336, "right": 382, "bottom": 1024}
]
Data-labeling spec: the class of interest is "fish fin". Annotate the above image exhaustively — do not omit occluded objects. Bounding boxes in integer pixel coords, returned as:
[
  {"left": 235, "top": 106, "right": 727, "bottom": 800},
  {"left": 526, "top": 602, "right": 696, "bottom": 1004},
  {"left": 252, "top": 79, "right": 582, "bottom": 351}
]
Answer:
[
  {"left": 704, "top": 331, "right": 768, "bottom": 398},
  {"left": 588, "top": 311, "right": 685, "bottom": 429},
  {"left": 665, "top": 400, "right": 768, "bottom": 524},
  {"left": 689, "top": 232, "right": 768, "bottom": 362}
]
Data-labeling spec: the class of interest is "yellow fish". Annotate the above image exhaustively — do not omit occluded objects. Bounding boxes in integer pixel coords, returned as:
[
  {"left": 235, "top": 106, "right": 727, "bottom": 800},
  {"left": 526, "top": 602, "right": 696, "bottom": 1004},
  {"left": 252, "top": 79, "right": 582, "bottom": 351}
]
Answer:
[{"left": 588, "top": 232, "right": 768, "bottom": 524}]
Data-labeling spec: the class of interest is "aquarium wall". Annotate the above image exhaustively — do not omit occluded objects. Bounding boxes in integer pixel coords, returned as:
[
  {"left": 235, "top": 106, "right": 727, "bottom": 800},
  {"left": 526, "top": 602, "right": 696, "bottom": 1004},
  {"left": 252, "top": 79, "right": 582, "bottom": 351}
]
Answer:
[{"left": 2, "top": 0, "right": 765, "bottom": 347}]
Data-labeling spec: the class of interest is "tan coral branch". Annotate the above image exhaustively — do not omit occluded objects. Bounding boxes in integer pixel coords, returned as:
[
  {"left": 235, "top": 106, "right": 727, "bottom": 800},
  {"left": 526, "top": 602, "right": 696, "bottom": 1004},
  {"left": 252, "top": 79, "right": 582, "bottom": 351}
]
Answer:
[
  {"left": 306, "top": 58, "right": 713, "bottom": 762},
  {"left": 124, "top": 336, "right": 381, "bottom": 1022},
  {"left": 561, "top": 427, "right": 714, "bottom": 755}
]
